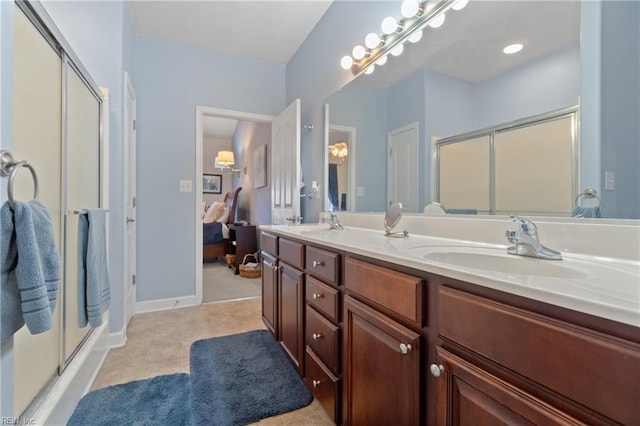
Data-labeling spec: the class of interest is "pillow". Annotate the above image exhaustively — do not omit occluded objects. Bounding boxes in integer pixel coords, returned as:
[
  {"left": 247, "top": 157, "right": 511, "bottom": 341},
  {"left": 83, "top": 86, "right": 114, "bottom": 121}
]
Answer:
[
  {"left": 216, "top": 206, "right": 230, "bottom": 224},
  {"left": 204, "top": 201, "right": 226, "bottom": 223}
]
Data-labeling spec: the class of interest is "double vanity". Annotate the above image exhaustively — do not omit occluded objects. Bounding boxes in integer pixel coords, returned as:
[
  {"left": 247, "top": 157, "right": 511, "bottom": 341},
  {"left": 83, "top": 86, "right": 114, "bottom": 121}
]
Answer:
[{"left": 259, "top": 217, "right": 639, "bottom": 425}]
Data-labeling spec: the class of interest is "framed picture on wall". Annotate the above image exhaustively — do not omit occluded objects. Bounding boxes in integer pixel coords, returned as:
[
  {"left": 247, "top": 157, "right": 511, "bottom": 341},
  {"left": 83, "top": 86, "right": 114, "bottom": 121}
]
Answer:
[
  {"left": 203, "top": 174, "right": 222, "bottom": 194},
  {"left": 254, "top": 144, "right": 267, "bottom": 188}
]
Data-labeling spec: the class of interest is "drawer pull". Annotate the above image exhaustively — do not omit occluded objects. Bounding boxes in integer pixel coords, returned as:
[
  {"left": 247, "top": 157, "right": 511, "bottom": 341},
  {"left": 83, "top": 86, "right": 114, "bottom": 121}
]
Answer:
[
  {"left": 312, "top": 379, "right": 321, "bottom": 388},
  {"left": 399, "top": 343, "right": 412, "bottom": 355},
  {"left": 312, "top": 332, "right": 324, "bottom": 340},
  {"left": 429, "top": 364, "right": 444, "bottom": 378},
  {"left": 312, "top": 293, "right": 323, "bottom": 300},
  {"left": 312, "top": 260, "right": 325, "bottom": 268}
]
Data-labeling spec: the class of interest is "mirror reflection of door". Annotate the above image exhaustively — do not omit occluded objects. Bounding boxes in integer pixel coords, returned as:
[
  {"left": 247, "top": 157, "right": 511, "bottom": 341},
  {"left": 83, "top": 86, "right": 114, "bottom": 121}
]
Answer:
[{"left": 327, "top": 125, "right": 356, "bottom": 212}]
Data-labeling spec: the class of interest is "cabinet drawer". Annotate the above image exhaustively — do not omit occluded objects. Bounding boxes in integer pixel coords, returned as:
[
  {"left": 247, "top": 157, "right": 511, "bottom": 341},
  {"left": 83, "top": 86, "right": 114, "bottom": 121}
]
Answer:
[
  {"left": 439, "top": 286, "right": 640, "bottom": 426},
  {"left": 306, "top": 276, "right": 340, "bottom": 323},
  {"left": 305, "top": 347, "right": 340, "bottom": 425},
  {"left": 278, "top": 238, "right": 305, "bottom": 270},
  {"left": 345, "top": 257, "right": 424, "bottom": 326},
  {"left": 305, "top": 246, "right": 340, "bottom": 285},
  {"left": 306, "top": 305, "right": 340, "bottom": 373},
  {"left": 260, "top": 232, "right": 278, "bottom": 256}
]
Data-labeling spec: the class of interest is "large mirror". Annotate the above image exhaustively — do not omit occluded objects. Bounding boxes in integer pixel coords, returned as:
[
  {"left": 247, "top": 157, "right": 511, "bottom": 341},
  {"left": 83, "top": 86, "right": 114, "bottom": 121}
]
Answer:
[{"left": 324, "top": 0, "right": 639, "bottom": 219}]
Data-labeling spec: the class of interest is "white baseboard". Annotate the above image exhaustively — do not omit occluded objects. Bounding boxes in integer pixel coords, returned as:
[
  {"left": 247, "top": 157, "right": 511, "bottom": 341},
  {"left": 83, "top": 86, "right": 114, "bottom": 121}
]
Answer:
[
  {"left": 108, "top": 327, "right": 127, "bottom": 349},
  {"left": 135, "top": 295, "right": 197, "bottom": 314}
]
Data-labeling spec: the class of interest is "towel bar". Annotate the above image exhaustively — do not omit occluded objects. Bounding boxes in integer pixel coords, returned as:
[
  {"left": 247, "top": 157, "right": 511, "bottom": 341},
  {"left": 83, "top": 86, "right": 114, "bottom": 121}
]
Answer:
[
  {"left": 575, "top": 188, "right": 600, "bottom": 207},
  {"left": 0, "top": 150, "right": 39, "bottom": 211},
  {"left": 66, "top": 209, "right": 110, "bottom": 215}
]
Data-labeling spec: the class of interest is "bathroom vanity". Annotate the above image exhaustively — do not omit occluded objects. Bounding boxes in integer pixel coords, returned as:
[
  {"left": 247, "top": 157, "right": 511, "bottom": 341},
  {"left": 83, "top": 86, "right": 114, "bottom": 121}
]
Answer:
[{"left": 260, "top": 223, "right": 639, "bottom": 425}]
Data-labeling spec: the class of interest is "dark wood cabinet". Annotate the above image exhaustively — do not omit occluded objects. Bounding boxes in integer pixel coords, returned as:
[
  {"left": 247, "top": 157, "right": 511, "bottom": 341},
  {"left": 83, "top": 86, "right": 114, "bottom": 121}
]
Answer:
[
  {"left": 343, "top": 295, "right": 421, "bottom": 426},
  {"left": 261, "top": 252, "right": 278, "bottom": 338},
  {"left": 279, "top": 262, "right": 305, "bottom": 375}
]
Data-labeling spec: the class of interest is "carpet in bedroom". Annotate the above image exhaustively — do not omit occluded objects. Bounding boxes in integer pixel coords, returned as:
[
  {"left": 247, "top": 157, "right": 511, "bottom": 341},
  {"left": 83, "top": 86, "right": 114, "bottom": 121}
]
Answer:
[{"left": 203, "top": 260, "right": 262, "bottom": 303}]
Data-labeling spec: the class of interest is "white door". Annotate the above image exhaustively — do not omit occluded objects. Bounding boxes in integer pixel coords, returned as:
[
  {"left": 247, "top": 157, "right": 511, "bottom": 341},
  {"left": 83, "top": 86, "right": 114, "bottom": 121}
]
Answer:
[
  {"left": 388, "top": 123, "right": 419, "bottom": 212},
  {"left": 271, "top": 99, "right": 301, "bottom": 224},
  {"left": 124, "top": 73, "right": 137, "bottom": 326}
]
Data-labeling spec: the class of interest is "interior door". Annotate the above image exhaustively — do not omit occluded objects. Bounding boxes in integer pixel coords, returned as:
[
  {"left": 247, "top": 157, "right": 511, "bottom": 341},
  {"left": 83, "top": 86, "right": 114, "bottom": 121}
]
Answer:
[
  {"left": 124, "top": 73, "right": 137, "bottom": 327},
  {"left": 271, "top": 99, "right": 301, "bottom": 224},
  {"left": 388, "top": 123, "right": 419, "bottom": 212}
]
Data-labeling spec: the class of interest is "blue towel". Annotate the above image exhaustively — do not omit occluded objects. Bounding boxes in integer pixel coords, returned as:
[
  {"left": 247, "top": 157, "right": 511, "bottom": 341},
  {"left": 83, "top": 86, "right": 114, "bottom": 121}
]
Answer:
[
  {"left": 572, "top": 206, "right": 601, "bottom": 218},
  {"left": 1, "top": 200, "right": 60, "bottom": 341},
  {"left": 77, "top": 209, "right": 110, "bottom": 328}
]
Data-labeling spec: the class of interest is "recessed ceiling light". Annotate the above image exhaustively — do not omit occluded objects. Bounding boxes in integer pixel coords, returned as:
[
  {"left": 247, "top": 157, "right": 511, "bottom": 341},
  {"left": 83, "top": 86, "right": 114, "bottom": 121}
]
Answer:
[{"left": 503, "top": 43, "right": 523, "bottom": 55}]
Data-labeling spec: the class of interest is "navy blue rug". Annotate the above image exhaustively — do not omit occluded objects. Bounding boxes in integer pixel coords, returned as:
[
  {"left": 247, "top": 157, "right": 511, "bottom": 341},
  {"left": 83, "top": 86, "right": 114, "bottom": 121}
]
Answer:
[
  {"left": 67, "top": 373, "right": 191, "bottom": 426},
  {"left": 190, "top": 329, "right": 313, "bottom": 425}
]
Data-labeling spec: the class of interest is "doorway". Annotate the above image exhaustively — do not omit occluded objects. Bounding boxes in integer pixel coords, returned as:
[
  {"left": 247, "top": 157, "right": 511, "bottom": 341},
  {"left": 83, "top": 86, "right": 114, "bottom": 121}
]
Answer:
[
  {"left": 194, "top": 106, "right": 274, "bottom": 305},
  {"left": 387, "top": 122, "right": 419, "bottom": 212}
]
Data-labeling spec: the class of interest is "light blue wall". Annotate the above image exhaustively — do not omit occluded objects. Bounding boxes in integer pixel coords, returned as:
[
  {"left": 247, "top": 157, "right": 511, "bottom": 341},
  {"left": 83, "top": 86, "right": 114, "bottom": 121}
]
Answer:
[
  {"left": 133, "top": 36, "right": 285, "bottom": 302},
  {"left": 600, "top": 0, "right": 640, "bottom": 219}
]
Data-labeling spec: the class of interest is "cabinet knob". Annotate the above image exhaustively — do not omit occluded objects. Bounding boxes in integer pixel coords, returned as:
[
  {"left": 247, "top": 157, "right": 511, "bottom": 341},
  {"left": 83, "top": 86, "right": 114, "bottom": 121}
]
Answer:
[
  {"left": 429, "top": 364, "right": 444, "bottom": 378},
  {"left": 312, "top": 260, "right": 324, "bottom": 268},
  {"left": 312, "top": 293, "right": 323, "bottom": 300},
  {"left": 312, "top": 332, "right": 324, "bottom": 340},
  {"left": 312, "top": 379, "right": 321, "bottom": 388},
  {"left": 399, "top": 343, "right": 412, "bottom": 355}
]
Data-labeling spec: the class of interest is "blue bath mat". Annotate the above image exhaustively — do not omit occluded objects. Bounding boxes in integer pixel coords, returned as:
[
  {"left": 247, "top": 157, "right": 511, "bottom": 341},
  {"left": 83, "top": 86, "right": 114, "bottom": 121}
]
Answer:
[
  {"left": 67, "top": 373, "right": 191, "bottom": 426},
  {"left": 190, "top": 329, "right": 313, "bottom": 425}
]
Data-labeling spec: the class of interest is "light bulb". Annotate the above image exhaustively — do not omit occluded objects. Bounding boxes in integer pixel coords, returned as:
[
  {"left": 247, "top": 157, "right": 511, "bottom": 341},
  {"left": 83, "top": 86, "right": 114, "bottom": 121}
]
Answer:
[
  {"left": 408, "top": 29, "right": 423, "bottom": 43},
  {"left": 364, "top": 65, "right": 375, "bottom": 75},
  {"left": 428, "top": 13, "right": 446, "bottom": 28},
  {"left": 352, "top": 45, "right": 366, "bottom": 60},
  {"left": 452, "top": 0, "right": 469, "bottom": 11},
  {"left": 401, "top": 0, "right": 419, "bottom": 18},
  {"left": 365, "top": 33, "right": 381, "bottom": 49},
  {"left": 381, "top": 16, "right": 399, "bottom": 35},
  {"left": 503, "top": 43, "right": 523, "bottom": 54},
  {"left": 340, "top": 55, "right": 353, "bottom": 70},
  {"left": 375, "top": 55, "right": 388, "bottom": 66},
  {"left": 390, "top": 43, "right": 404, "bottom": 57}
]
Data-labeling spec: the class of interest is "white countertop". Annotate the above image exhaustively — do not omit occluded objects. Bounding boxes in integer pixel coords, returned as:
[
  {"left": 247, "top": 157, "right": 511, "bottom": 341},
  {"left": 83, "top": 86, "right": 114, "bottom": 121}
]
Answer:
[{"left": 261, "top": 224, "right": 640, "bottom": 328}]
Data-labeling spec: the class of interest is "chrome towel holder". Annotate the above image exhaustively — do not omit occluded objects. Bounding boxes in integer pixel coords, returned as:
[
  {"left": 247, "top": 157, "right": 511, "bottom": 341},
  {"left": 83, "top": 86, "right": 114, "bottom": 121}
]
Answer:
[
  {"left": 575, "top": 188, "right": 600, "bottom": 207},
  {"left": 0, "top": 150, "right": 39, "bottom": 210}
]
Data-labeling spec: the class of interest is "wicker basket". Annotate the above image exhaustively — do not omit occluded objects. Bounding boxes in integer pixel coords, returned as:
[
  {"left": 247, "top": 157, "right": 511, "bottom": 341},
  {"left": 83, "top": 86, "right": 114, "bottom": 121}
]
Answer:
[
  {"left": 239, "top": 253, "right": 261, "bottom": 278},
  {"left": 225, "top": 253, "right": 236, "bottom": 266}
]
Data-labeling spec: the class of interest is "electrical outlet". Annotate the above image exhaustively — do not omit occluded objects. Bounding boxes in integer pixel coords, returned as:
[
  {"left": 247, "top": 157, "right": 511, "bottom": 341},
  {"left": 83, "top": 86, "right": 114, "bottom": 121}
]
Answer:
[
  {"left": 357, "top": 186, "right": 365, "bottom": 197},
  {"left": 605, "top": 171, "right": 615, "bottom": 191},
  {"left": 179, "top": 180, "right": 192, "bottom": 193}
]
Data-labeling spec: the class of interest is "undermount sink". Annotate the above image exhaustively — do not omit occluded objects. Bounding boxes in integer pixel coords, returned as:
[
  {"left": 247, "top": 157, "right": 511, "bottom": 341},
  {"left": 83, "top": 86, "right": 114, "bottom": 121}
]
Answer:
[
  {"left": 409, "top": 246, "right": 589, "bottom": 279},
  {"left": 284, "top": 223, "right": 331, "bottom": 232}
]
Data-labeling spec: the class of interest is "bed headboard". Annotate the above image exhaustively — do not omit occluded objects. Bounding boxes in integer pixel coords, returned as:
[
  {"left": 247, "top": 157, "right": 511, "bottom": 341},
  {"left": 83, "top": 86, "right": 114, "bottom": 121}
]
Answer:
[{"left": 223, "top": 187, "right": 242, "bottom": 224}]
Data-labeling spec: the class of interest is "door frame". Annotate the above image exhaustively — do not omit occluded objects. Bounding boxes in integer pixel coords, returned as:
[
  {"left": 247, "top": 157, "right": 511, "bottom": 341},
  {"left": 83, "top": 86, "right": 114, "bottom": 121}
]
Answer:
[
  {"left": 324, "top": 122, "right": 357, "bottom": 212},
  {"left": 194, "top": 106, "right": 274, "bottom": 305},
  {"left": 123, "top": 71, "right": 136, "bottom": 331},
  {"left": 387, "top": 122, "right": 420, "bottom": 211}
]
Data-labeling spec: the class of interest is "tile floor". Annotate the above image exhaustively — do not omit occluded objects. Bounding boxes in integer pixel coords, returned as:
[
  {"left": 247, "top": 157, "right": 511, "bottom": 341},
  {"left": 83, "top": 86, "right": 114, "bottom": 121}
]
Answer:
[{"left": 92, "top": 297, "right": 334, "bottom": 425}]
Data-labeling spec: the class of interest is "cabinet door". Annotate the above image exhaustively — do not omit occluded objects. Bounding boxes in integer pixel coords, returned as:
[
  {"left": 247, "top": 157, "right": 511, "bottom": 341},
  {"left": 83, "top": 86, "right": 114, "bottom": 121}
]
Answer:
[
  {"left": 434, "top": 347, "right": 582, "bottom": 425},
  {"left": 279, "top": 263, "right": 305, "bottom": 375},
  {"left": 261, "top": 252, "right": 278, "bottom": 338},
  {"left": 343, "top": 295, "right": 421, "bottom": 425}
]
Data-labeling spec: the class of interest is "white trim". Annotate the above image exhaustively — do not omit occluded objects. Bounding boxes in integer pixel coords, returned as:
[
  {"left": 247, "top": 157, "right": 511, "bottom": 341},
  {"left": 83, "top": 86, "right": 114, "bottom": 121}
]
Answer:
[
  {"left": 326, "top": 122, "right": 357, "bottom": 212},
  {"left": 108, "top": 328, "right": 127, "bottom": 349},
  {"left": 135, "top": 295, "right": 198, "bottom": 314},
  {"left": 26, "top": 321, "right": 109, "bottom": 425},
  {"left": 194, "top": 106, "right": 274, "bottom": 306},
  {"left": 123, "top": 71, "right": 137, "bottom": 332},
  {"left": 387, "top": 121, "right": 420, "bottom": 211}
]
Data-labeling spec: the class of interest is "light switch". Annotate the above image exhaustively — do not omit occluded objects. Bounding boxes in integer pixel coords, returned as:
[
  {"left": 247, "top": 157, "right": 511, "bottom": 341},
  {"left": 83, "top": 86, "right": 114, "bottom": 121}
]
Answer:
[
  {"left": 356, "top": 186, "right": 365, "bottom": 197},
  {"left": 179, "top": 180, "right": 192, "bottom": 193},
  {"left": 604, "top": 171, "right": 615, "bottom": 191}
]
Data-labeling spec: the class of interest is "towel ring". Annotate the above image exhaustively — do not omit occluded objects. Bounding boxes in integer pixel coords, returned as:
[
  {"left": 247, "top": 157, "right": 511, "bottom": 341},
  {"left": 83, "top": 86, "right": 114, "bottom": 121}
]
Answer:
[
  {"left": 1, "top": 150, "right": 39, "bottom": 211},
  {"left": 575, "top": 188, "right": 600, "bottom": 207}
]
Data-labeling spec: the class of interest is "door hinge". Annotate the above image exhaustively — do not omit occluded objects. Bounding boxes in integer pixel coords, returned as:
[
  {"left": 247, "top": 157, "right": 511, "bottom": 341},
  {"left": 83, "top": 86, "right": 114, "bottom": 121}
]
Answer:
[
  {"left": 389, "top": 148, "right": 393, "bottom": 156},
  {"left": 132, "top": 274, "right": 136, "bottom": 285},
  {"left": 132, "top": 119, "right": 136, "bottom": 130},
  {"left": 133, "top": 196, "right": 136, "bottom": 208}
]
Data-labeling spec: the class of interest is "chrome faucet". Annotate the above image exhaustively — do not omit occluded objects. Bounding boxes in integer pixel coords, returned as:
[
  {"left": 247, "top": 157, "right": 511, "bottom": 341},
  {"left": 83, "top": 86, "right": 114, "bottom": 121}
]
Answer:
[
  {"left": 285, "top": 215, "right": 303, "bottom": 225},
  {"left": 328, "top": 212, "right": 343, "bottom": 230},
  {"left": 505, "top": 216, "right": 562, "bottom": 260}
]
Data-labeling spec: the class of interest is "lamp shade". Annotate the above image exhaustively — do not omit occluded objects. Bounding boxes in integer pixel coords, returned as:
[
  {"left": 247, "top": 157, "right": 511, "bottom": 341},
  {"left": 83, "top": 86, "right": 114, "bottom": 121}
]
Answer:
[{"left": 217, "top": 150, "right": 235, "bottom": 166}]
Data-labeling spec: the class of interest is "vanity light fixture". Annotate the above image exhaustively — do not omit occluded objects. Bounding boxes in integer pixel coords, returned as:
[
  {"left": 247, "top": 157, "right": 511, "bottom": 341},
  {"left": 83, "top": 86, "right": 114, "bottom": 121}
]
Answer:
[
  {"left": 452, "top": 0, "right": 469, "bottom": 11},
  {"left": 503, "top": 43, "right": 524, "bottom": 55},
  {"left": 364, "top": 65, "right": 375, "bottom": 75},
  {"left": 215, "top": 150, "right": 247, "bottom": 175},
  {"left": 341, "top": 0, "right": 461, "bottom": 76}
]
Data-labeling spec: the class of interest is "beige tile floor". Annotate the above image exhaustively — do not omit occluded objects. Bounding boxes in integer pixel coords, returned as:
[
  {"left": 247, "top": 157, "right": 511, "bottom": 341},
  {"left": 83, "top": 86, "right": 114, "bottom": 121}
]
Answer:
[{"left": 92, "top": 297, "right": 334, "bottom": 425}]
